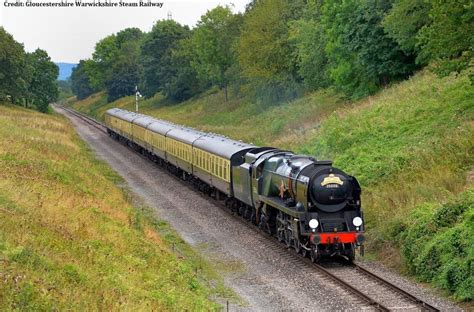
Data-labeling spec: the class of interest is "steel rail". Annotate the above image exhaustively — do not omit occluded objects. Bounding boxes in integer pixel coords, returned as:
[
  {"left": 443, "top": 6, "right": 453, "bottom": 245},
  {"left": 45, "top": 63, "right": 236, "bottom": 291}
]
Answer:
[
  {"left": 352, "top": 263, "right": 440, "bottom": 311},
  {"left": 63, "top": 106, "right": 440, "bottom": 312},
  {"left": 216, "top": 206, "right": 391, "bottom": 311},
  {"left": 59, "top": 105, "right": 107, "bottom": 133}
]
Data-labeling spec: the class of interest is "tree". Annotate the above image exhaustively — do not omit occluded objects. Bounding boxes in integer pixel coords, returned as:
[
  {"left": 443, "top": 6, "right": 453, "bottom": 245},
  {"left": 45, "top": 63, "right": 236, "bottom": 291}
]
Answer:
[
  {"left": 116, "top": 27, "right": 143, "bottom": 48},
  {"left": 104, "top": 29, "right": 143, "bottom": 102},
  {"left": 237, "top": 0, "right": 304, "bottom": 103},
  {"left": 382, "top": 0, "right": 431, "bottom": 55},
  {"left": 0, "top": 27, "right": 28, "bottom": 103},
  {"left": 88, "top": 34, "right": 119, "bottom": 90},
  {"left": 416, "top": 0, "right": 473, "bottom": 77},
  {"left": 140, "top": 20, "right": 189, "bottom": 98},
  {"left": 162, "top": 38, "right": 202, "bottom": 101},
  {"left": 58, "top": 79, "right": 73, "bottom": 101},
  {"left": 322, "top": 0, "right": 417, "bottom": 99},
  {"left": 289, "top": 0, "right": 330, "bottom": 91},
  {"left": 191, "top": 6, "right": 241, "bottom": 101},
  {"left": 71, "top": 60, "right": 95, "bottom": 100},
  {"left": 106, "top": 40, "right": 141, "bottom": 102},
  {"left": 26, "top": 49, "right": 59, "bottom": 112}
]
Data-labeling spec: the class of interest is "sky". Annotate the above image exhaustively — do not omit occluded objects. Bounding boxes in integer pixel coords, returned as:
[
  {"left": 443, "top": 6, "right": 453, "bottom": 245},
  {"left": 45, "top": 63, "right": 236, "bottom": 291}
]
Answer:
[{"left": 0, "top": 0, "right": 250, "bottom": 63}]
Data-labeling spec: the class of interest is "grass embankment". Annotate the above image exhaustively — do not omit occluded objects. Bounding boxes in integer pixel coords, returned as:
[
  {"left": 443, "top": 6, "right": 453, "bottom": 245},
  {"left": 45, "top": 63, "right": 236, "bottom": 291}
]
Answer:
[
  {"left": 0, "top": 104, "right": 230, "bottom": 310},
  {"left": 67, "top": 88, "right": 349, "bottom": 151},
  {"left": 68, "top": 70, "right": 473, "bottom": 301},
  {"left": 300, "top": 72, "right": 473, "bottom": 301}
]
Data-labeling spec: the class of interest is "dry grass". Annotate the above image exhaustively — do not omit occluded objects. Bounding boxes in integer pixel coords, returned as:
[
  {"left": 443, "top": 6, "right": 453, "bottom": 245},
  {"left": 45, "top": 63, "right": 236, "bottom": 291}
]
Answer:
[{"left": 0, "top": 104, "right": 230, "bottom": 310}]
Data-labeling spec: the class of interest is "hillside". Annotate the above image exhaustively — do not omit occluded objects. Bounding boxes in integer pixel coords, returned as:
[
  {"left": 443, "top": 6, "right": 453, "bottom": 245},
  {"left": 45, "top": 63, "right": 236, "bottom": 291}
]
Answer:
[
  {"left": 67, "top": 70, "right": 474, "bottom": 301},
  {"left": 0, "top": 104, "right": 229, "bottom": 309}
]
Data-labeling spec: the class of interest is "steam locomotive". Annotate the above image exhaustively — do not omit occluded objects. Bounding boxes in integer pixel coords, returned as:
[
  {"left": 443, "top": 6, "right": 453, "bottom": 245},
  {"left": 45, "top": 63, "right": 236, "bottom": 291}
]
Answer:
[{"left": 105, "top": 108, "right": 365, "bottom": 261}]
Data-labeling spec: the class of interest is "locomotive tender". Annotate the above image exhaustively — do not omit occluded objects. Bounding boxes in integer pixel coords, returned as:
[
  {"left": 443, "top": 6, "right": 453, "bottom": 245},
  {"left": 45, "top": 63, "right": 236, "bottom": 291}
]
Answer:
[{"left": 105, "top": 108, "right": 365, "bottom": 261}]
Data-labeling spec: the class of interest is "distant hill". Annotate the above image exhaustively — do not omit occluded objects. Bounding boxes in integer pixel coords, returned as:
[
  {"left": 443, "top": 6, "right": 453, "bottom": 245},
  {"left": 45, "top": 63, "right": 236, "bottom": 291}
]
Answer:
[{"left": 55, "top": 62, "right": 76, "bottom": 80}]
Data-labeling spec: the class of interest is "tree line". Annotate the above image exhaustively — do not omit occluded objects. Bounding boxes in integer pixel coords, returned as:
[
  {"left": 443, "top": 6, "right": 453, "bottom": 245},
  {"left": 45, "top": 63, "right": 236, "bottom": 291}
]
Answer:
[
  {"left": 0, "top": 27, "right": 59, "bottom": 113},
  {"left": 71, "top": 0, "right": 472, "bottom": 104}
]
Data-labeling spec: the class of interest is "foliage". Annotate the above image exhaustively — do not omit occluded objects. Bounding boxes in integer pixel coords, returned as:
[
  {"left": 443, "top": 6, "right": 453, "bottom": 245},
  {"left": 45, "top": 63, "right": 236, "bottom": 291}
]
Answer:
[
  {"left": 238, "top": 0, "right": 304, "bottom": 103},
  {"left": 191, "top": 6, "right": 241, "bottom": 101},
  {"left": 0, "top": 104, "right": 232, "bottom": 309},
  {"left": 382, "top": 0, "right": 431, "bottom": 55},
  {"left": 75, "top": 28, "right": 143, "bottom": 102},
  {"left": 58, "top": 79, "right": 73, "bottom": 101},
  {"left": 70, "top": 60, "right": 95, "bottom": 100},
  {"left": 140, "top": 20, "right": 189, "bottom": 98},
  {"left": 0, "top": 27, "right": 28, "bottom": 103},
  {"left": 67, "top": 0, "right": 472, "bottom": 102},
  {"left": 289, "top": 0, "right": 330, "bottom": 90},
  {"left": 0, "top": 28, "right": 58, "bottom": 112},
  {"left": 398, "top": 190, "right": 473, "bottom": 301},
  {"left": 105, "top": 40, "right": 141, "bottom": 102},
  {"left": 322, "top": 0, "right": 418, "bottom": 99},
  {"left": 25, "top": 49, "right": 59, "bottom": 112},
  {"left": 383, "top": 0, "right": 473, "bottom": 78},
  {"left": 88, "top": 34, "right": 119, "bottom": 90},
  {"left": 238, "top": 0, "right": 302, "bottom": 80},
  {"left": 163, "top": 38, "right": 203, "bottom": 101},
  {"left": 416, "top": 0, "right": 473, "bottom": 76}
]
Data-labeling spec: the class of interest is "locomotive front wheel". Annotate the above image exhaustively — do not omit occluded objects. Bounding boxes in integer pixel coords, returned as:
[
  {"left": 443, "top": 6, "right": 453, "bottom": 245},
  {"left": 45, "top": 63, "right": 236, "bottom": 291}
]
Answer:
[
  {"left": 294, "top": 238, "right": 301, "bottom": 254},
  {"left": 300, "top": 244, "right": 308, "bottom": 258},
  {"left": 310, "top": 247, "right": 320, "bottom": 263},
  {"left": 347, "top": 245, "right": 356, "bottom": 262},
  {"left": 285, "top": 230, "right": 292, "bottom": 248},
  {"left": 276, "top": 212, "right": 285, "bottom": 242},
  {"left": 277, "top": 229, "right": 285, "bottom": 243}
]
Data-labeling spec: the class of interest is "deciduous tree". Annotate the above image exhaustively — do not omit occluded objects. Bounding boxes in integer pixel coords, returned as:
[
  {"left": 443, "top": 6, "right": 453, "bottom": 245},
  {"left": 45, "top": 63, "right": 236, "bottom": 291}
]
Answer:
[
  {"left": 140, "top": 20, "right": 189, "bottom": 98},
  {"left": 26, "top": 49, "right": 59, "bottom": 112},
  {"left": 0, "top": 27, "right": 28, "bottom": 103},
  {"left": 322, "top": 0, "right": 417, "bottom": 98},
  {"left": 237, "top": 0, "right": 304, "bottom": 103},
  {"left": 71, "top": 60, "right": 95, "bottom": 100},
  {"left": 382, "top": 0, "right": 431, "bottom": 56},
  {"left": 106, "top": 40, "right": 141, "bottom": 102},
  {"left": 416, "top": 0, "right": 473, "bottom": 77},
  {"left": 289, "top": 0, "right": 329, "bottom": 91},
  {"left": 191, "top": 6, "right": 241, "bottom": 101}
]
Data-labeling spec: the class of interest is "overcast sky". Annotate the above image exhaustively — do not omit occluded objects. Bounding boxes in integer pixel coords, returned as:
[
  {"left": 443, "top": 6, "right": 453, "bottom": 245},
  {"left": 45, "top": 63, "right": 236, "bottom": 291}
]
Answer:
[{"left": 0, "top": 0, "right": 250, "bottom": 63}]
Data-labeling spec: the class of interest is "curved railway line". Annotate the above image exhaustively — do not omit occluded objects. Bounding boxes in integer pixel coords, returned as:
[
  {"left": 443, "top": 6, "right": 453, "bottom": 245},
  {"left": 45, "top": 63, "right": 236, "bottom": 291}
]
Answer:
[{"left": 58, "top": 105, "right": 441, "bottom": 312}]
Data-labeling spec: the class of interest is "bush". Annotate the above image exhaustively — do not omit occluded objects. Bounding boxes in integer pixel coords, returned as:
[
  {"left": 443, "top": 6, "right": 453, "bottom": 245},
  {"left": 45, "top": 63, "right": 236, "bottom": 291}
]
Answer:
[{"left": 398, "top": 190, "right": 473, "bottom": 301}]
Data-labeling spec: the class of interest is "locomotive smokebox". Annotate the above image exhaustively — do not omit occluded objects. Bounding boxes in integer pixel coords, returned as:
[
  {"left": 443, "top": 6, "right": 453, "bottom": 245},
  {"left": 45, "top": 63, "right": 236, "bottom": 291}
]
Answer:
[{"left": 310, "top": 170, "right": 352, "bottom": 213}]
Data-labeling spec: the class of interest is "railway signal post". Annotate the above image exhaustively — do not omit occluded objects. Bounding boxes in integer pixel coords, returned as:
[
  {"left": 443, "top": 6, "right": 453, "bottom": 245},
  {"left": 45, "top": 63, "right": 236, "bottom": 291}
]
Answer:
[{"left": 135, "top": 86, "right": 142, "bottom": 112}]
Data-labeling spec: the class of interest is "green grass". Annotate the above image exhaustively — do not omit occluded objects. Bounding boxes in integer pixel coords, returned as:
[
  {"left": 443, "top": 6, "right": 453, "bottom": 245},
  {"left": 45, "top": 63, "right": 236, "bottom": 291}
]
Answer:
[
  {"left": 0, "top": 104, "right": 234, "bottom": 310},
  {"left": 68, "top": 87, "right": 349, "bottom": 151},
  {"left": 298, "top": 71, "right": 473, "bottom": 300},
  {"left": 67, "top": 70, "right": 474, "bottom": 301}
]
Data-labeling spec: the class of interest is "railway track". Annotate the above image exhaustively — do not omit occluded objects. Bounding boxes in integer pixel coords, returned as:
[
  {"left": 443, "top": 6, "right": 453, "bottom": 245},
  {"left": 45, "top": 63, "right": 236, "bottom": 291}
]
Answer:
[
  {"left": 220, "top": 207, "right": 439, "bottom": 312},
  {"left": 62, "top": 105, "right": 440, "bottom": 312},
  {"left": 58, "top": 105, "right": 107, "bottom": 133}
]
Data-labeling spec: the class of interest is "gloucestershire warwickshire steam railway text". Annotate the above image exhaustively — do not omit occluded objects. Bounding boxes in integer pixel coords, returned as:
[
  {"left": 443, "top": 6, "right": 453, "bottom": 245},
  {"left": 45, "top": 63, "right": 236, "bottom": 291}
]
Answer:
[{"left": 3, "top": 0, "right": 164, "bottom": 8}]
